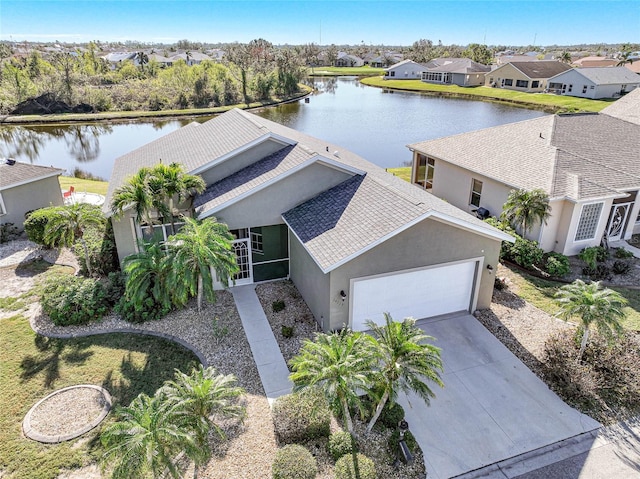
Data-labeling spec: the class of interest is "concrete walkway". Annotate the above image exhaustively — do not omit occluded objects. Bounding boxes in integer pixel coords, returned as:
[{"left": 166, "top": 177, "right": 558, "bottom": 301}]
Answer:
[
  {"left": 230, "top": 284, "right": 292, "bottom": 405},
  {"left": 610, "top": 239, "right": 640, "bottom": 258}
]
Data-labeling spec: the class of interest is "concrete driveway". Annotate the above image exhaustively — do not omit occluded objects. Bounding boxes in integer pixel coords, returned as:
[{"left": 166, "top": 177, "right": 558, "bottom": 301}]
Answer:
[{"left": 396, "top": 314, "right": 600, "bottom": 479}]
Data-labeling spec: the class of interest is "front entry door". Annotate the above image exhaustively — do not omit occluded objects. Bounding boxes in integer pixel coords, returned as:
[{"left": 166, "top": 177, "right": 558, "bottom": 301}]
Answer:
[
  {"left": 232, "top": 239, "right": 253, "bottom": 285},
  {"left": 606, "top": 202, "right": 632, "bottom": 242}
]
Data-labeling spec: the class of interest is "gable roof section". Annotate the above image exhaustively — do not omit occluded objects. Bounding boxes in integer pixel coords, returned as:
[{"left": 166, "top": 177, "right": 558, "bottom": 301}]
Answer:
[
  {"left": 601, "top": 87, "right": 640, "bottom": 125},
  {"left": 0, "top": 161, "right": 64, "bottom": 191},
  {"left": 561, "top": 67, "right": 640, "bottom": 85},
  {"left": 508, "top": 61, "right": 572, "bottom": 79},
  {"left": 409, "top": 113, "right": 640, "bottom": 202},
  {"left": 426, "top": 58, "right": 490, "bottom": 73}
]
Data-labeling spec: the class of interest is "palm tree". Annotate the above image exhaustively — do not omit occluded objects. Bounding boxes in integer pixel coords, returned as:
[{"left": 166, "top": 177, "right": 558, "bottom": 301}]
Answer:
[
  {"left": 136, "top": 51, "right": 149, "bottom": 72},
  {"left": 559, "top": 51, "right": 572, "bottom": 64},
  {"left": 43, "top": 203, "right": 105, "bottom": 276},
  {"left": 122, "top": 240, "right": 172, "bottom": 311},
  {"left": 289, "top": 329, "right": 378, "bottom": 434},
  {"left": 100, "top": 393, "right": 197, "bottom": 479},
  {"left": 617, "top": 44, "right": 635, "bottom": 66},
  {"left": 365, "top": 313, "right": 444, "bottom": 433},
  {"left": 111, "top": 167, "right": 163, "bottom": 227},
  {"left": 166, "top": 216, "right": 238, "bottom": 313},
  {"left": 555, "top": 280, "right": 627, "bottom": 360},
  {"left": 160, "top": 365, "right": 245, "bottom": 478},
  {"left": 502, "top": 188, "right": 551, "bottom": 235},
  {"left": 149, "top": 162, "right": 205, "bottom": 234}
]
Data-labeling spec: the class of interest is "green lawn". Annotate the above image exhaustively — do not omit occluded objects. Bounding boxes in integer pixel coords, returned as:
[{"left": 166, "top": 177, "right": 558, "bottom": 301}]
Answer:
[
  {"left": 308, "top": 66, "right": 385, "bottom": 76},
  {"left": 503, "top": 265, "right": 640, "bottom": 331},
  {"left": 386, "top": 167, "right": 412, "bottom": 182},
  {"left": 0, "top": 304, "right": 199, "bottom": 478},
  {"left": 59, "top": 177, "right": 108, "bottom": 196},
  {"left": 361, "top": 77, "right": 612, "bottom": 113}
]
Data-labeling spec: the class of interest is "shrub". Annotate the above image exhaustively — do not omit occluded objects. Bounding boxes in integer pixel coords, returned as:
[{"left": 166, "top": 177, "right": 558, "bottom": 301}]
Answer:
[
  {"left": 614, "top": 247, "right": 634, "bottom": 259},
  {"left": 507, "top": 237, "right": 544, "bottom": 269},
  {"left": 115, "top": 291, "right": 170, "bottom": 323},
  {"left": 379, "top": 401, "right": 405, "bottom": 429},
  {"left": 281, "top": 325, "right": 294, "bottom": 338},
  {"left": 388, "top": 429, "right": 418, "bottom": 458},
  {"left": 0, "top": 223, "right": 20, "bottom": 243},
  {"left": 271, "top": 444, "right": 317, "bottom": 479},
  {"left": 24, "top": 207, "right": 64, "bottom": 246},
  {"left": 579, "top": 246, "right": 608, "bottom": 270},
  {"left": 583, "top": 264, "right": 612, "bottom": 281},
  {"left": 544, "top": 252, "right": 571, "bottom": 277},
  {"left": 612, "top": 260, "right": 631, "bottom": 275},
  {"left": 272, "top": 300, "right": 286, "bottom": 313},
  {"left": 72, "top": 212, "right": 119, "bottom": 277},
  {"left": 41, "top": 274, "right": 110, "bottom": 326},
  {"left": 494, "top": 277, "right": 507, "bottom": 291},
  {"left": 103, "top": 271, "right": 126, "bottom": 306},
  {"left": 334, "top": 453, "right": 376, "bottom": 479},
  {"left": 328, "top": 431, "right": 356, "bottom": 461},
  {"left": 272, "top": 391, "right": 331, "bottom": 444}
]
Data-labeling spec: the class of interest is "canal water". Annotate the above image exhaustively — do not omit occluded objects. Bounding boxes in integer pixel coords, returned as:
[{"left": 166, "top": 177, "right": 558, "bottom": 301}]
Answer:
[{"left": 0, "top": 77, "right": 547, "bottom": 180}]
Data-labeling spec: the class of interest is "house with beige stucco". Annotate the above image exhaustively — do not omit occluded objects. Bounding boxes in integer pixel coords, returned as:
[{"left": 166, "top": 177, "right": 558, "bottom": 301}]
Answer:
[
  {"left": 0, "top": 159, "right": 64, "bottom": 232},
  {"left": 485, "top": 61, "right": 572, "bottom": 92},
  {"left": 408, "top": 89, "right": 640, "bottom": 257},
  {"left": 105, "top": 109, "right": 512, "bottom": 332}
]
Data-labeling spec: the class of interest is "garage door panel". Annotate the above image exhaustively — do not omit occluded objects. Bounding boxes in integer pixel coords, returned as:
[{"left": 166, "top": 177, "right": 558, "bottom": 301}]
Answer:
[{"left": 351, "top": 261, "right": 476, "bottom": 331}]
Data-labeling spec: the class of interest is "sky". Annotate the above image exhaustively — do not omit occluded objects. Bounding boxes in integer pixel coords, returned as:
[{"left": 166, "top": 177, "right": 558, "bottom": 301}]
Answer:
[{"left": 1, "top": 0, "right": 638, "bottom": 47}]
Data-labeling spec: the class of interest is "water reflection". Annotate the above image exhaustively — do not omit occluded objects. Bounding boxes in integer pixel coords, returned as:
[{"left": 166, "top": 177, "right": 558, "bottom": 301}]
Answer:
[{"left": 0, "top": 123, "right": 112, "bottom": 163}]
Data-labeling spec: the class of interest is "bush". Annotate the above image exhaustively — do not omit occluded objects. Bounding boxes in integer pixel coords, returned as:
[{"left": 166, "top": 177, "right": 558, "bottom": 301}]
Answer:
[
  {"left": 271, "top": 444, "right": 317, "bottom": 479},
  {"left": 506, "top": 237, "right": 544, "bottom": 269},
  {"left": 614, "top": 247, "right": 634, "bottom": 259},
  {"left": 115, "top": 291, "right": 171, "bottom": 323},
  {"left": 103, "top": 271, "right": 126, "bottom": 306},
  {"left": 379, "top": 401, "right": 405, "bottom": 429},
  {"left": 579, "top": 246, "right": 608, "bottom": 270},
  {"left": 0, "top": 222, "right": 20, "bottom": 243},
  {"left": 24, "top": 207, "right": 64, "bottom": 246},
  {"left": 272, "top": 391, "right": 331, "bottom": 444},
  {"left": 583, "top": 264, "right": 612, "bottom": 281},
  {"left": 334, "top": 453, "right": 376, "bottom": 479},
  {"left": 612, "top": 260, "right": 631, "bottom": 275},
  {"left": 494, "top": 276, "right": 507, "bottom": 290},
  {"left": 72, "top": 210, "right": 119, "bottom": 277},
  {"left": 272, "top": 300, "right": 286, "bottom": 313},
  {"left": 281, "top": 325, "right": 294, "bottom": 338},
  {"left": 328, "top": 431, "right": 356, "bottom": 461},
  {"left": 41, "top": 274, "right": 110, "bottom": 326},
  {"left": 388, "top": 429, "right": 418, "bottom": 458},
  {"left": 544, "top": 252, "right": 571, "bottom": 277}
]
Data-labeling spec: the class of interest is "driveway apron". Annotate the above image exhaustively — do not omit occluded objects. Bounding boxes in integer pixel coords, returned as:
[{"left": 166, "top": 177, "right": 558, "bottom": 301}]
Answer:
[{"left": 396, "top": 314, "right": 600, "bottom": 479}]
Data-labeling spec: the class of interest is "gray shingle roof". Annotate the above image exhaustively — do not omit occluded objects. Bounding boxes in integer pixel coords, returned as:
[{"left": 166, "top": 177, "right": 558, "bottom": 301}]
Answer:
[
  {"left": 564, "top": 67, "right": 640, "bottom": 85},
  {"left": 409, "top": 112, "right": 640, "bottom": 202},
  {"left": 107, "top": 108, "right": 511, "bottom": 271},
  {"left": 0, "top": 160, "right": 64, "bottom": 190},
  {"left": 601, "top": 87, "right": 640, "bottom": 125},
  {"left": 426, "top": 58, "right": 490, "bottom": 73}
]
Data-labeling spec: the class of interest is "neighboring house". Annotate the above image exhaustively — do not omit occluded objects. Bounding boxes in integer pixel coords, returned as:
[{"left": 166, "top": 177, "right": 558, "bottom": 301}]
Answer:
[
  {"left": 0, "top": 160, "right": 64, "bottom": 231},
  {"left": 147, "top": 53, "right": 173, "bottom": 67},
  {"left": 485, "top": 61, "right": 572, "bottom": 92},
  {"left": 105, "top": 109, "right": 511, "bottom": 332},
  {"left": 625, "top": 61, "right": 640, "bottom": 75},
  {"left": 335, "top": 52, "right": 364, "bottom": 67},
  {"left": 495, "top": 54, "right": 541, "bottom": 65},
  {"left": 364, "top": 51, "right": 403, "bottom": 67},
  {"left": 408, "top": 103, "right": 640, "bottom": 257},
  {"left": 421, "top": 58, "right": 490, "bottom": 86},
  {"left": 600, "top": 85, "right": 640, "bottom": 125},
  {"left": 384, "top": 59, "right": 427, "bottom": 80},
  {"left": 102, "top": 52, "right": 138, "bottom": 70},
  {"left": 170, "top": 51, "right": 212, "bottom": 66},
  {"left": 548, "top": 67, "right": 640, "bottom": 98},
  {"left": 207, "top": 49, "right": 225, "bottom": 61},
  {"left": 572, "top": 56, "right": 617, "bottom": 68}
]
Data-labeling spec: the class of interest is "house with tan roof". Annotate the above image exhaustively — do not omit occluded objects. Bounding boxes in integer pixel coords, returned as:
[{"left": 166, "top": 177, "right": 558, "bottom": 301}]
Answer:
[
  {"left": 408, "top": 99, "right": 640, "bottom": 256},
  {"left": 547, "top": 67, "right": 640, "bottom": 99},
  {"left": 106, "top": 109, "right": 511, "bottom": 332},
  {"left": 0, "top": 159, "right": 64, "bottom": 231},
  {"left": 485, "top": 61, "right": 573, "bottom": 92}
]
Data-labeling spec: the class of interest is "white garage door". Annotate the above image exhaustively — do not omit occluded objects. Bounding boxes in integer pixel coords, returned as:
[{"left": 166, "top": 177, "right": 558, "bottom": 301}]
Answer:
[{"left": 351, "top": 261, "right": 477, "bottom": 331}]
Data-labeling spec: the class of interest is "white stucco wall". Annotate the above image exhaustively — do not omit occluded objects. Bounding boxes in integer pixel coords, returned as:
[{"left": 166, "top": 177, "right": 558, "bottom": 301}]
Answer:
[
  {"left": 386, "top": 61, "right": 425, "bottom": 80},
  {"left": 561, "top": 198, "right": 614, "bottom": 256}
]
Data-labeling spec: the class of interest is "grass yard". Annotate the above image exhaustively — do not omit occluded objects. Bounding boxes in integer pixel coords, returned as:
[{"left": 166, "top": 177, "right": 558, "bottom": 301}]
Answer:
[
  {"left": 59, "top": 176, "right": 109, "bottom": 196},
  {"left": 386, "top": 166, "right": 411, "bottom": 182},
  {"left": 308, "top": 66, "right": 385, "bottom": 76},
  {"left": 361, "top": 77, "right": 612, "bottom": 113},
  {"left": 0, "top": 314, "right": 199, "bottom": 479},
  {"left": 502, "top": 264, "right": 640, "bottom": 331}
]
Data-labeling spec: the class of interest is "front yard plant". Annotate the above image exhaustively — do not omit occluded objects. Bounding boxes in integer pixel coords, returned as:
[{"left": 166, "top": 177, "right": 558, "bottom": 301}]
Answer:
[
  {"left": 334, "top": 453, "right": 376, "bottom": 479},
  {"left": 272, "top": 391, "right": 331, "bottom": 444},
  {"left": 271, "top": 444, "right": 318, "bottom": 479},
  {"left": 41, "top": 274, "right": 110, "bottom": 326},
  {"left": 327, "top": 431, "right": 356, "bottom": 461}
]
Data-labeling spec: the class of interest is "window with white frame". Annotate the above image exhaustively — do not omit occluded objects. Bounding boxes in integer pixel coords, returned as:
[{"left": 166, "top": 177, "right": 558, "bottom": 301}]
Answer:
[
  {"left": 469, "top": 179, "right": 483, "bottom": 207},
  {"left": 574, "top": 202, "right": 604, "bottom": 241},
  {"left": 415, "top": 154, "right": 435, "bottom": 190},
  {"left": 0, "top": 192, "right": 6, "bottom": 215},
  {"left": 250, "top": 227, "right": 264, "bottom": 255},
  {"left": 138, "top": 218, "right": 185, "bottom": 244}
]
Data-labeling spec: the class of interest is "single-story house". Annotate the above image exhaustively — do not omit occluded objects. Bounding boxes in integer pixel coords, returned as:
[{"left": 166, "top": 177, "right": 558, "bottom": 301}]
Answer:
[
  {"left": 106, "top": 109, "right": 511, "bottom": 332},
  {"left": 102, "top": 52, "right": 138, "bottom": 70},
  {"left": 572, "top": 56, "right": 617, "bottom": 68},
  {"left": 495, "top": 54, "right": 541, "bottom": 65},
  {"left": 548, "top": 67, "right": 640, "bottom": 98},
  {"left": 384, "top": 59, "right": 427, "bottom": 80},
  {"left": 335, "top": 52, "right": 364, "bottom": 67},
  {"left": 0, "top": 159, "right": 64, "bottom": 231},
  {"left": 421, "top": 58, "right": 490, "bottom": 86},
  {"left": 148, "top": 53, "right": 174, "bottom": 68},
  {"left": 485, "top": 61, "right": 572, "bottom": 92},
  {"left": 170, "top": 51, "right": 212, "bottom": 66},
  {"left": 408, "top": 101, "right": 640, "bottom": 256}
]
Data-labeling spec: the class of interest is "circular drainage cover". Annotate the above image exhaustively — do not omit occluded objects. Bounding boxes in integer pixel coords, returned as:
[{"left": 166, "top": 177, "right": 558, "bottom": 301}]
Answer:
[{"left": 23, "top": 385, "right": 112, "bottom": 443}]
